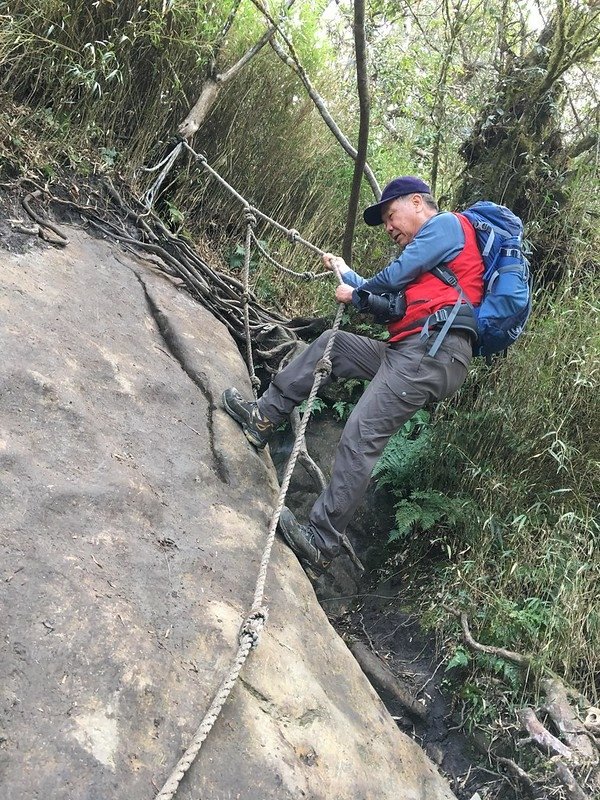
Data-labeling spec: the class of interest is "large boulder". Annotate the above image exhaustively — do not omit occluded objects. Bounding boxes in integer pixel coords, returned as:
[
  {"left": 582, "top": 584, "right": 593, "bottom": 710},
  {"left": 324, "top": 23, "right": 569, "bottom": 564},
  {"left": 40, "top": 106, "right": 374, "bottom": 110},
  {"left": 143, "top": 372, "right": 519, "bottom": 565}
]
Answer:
[{"left": 0, "top": 220, "right": 456, "bottom": 800}]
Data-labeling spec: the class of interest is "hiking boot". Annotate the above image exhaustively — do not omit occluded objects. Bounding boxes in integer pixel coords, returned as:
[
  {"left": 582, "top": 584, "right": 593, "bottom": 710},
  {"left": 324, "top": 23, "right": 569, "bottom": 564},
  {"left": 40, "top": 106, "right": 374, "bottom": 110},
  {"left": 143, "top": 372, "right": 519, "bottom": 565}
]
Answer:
[
  {"left": 222, "top": 387, "right": 275, "bottom": 449},
  {"left": 278, "top": 506, "right": 332, "bottom": 575}
]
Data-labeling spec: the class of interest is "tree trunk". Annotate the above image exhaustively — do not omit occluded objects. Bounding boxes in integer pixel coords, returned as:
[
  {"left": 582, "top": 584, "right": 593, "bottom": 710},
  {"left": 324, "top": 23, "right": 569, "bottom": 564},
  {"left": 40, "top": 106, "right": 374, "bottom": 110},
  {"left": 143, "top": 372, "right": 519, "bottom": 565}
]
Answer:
[
  {"left": 178, "top": 78, "right": 220, "bottom": 139},
  {"left": 342, "top": 0, "right": 371, "bottom": 265},
  {"left": 455, "top": 0, "right": 600, "bottom": 280}
]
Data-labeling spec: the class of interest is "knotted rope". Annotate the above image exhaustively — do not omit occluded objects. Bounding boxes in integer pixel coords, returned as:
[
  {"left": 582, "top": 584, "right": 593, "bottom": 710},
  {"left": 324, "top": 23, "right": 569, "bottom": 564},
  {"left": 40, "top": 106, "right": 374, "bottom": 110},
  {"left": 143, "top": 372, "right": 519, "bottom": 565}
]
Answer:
[
  {"left": 144, "top": 142, "right": 348, "bottom": 800},
  {"left": 154, "top": 302, "right": 345, "bottom": 800},
  {"left": 249, "top": 228, "right": 329, "bottom": 281},
  {"left": 141, "top": 140, "right": 328, "bottom": 258},
  {"left": 181, "top": 141, "right": 328, "bottom": 258},
  {"left": 242, "top": 208, "right": 261, "bottom": 396},
  {"left": 141, "top": 140, "right": 333, "bottom": 382}
]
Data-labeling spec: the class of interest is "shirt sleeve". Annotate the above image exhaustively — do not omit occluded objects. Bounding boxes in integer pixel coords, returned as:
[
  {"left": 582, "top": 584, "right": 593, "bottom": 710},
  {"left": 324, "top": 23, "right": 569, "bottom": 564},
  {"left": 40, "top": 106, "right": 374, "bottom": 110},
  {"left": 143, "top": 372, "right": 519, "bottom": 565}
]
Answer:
[
  {"left": 340, "top": 268, "right": 365, "bottom": 289},
  {"left": 347, "top": 212, "right": 465, "bottom": 304}
]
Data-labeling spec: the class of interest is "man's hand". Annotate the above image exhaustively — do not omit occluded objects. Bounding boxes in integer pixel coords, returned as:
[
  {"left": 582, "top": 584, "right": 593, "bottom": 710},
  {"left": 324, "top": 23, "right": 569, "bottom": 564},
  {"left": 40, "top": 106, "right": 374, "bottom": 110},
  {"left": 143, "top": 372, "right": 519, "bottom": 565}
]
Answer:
[
  {"left": 323, "top": 252, "right": 350, "bottom": 275},
  {"left": 335, "top": 284, "right": 354, "bottom": 304}
]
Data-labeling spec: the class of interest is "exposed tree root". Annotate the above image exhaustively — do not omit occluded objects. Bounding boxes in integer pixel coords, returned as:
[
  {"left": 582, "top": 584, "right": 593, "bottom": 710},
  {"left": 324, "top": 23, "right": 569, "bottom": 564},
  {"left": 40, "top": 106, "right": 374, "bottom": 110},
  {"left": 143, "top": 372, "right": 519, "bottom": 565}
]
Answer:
[
  {"left": 541, "top": 678, "right": 597, "bottom": 762},
  {"left": 15, "top": 176, "right": 320, "bottom": 379},
  {"left": 445, "top": 606, "right": 600, "bottom": 798},
  {"left": 554, "top": 762, "right": 592, "bottom": 800},
  {"left": 22, "top": 189, "right": 69, "bottom": 245},
  {"left": 517, "top": 707, "right": 573, "bottom": 758},
  {"left": 346, "top": 638, "right": 428, "bottom": 722},
  {"left": 494, "top": 755, "right": 537, "bottom": 798}
]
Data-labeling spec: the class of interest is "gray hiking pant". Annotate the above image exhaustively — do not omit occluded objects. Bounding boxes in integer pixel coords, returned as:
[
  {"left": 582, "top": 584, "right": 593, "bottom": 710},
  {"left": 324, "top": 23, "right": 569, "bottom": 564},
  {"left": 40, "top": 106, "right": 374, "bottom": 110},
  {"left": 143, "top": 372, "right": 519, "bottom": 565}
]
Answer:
[{"left": 258, "top": 329, "right": 473, "bottom": 557}]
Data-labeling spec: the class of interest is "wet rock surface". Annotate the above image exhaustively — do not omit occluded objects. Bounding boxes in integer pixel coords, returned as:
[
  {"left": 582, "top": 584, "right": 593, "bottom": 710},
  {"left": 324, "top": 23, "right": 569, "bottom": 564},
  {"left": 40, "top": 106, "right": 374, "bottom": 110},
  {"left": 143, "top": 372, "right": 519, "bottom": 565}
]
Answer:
[{"left": 0, "top": 219, "right": 456, "bottom": 800}]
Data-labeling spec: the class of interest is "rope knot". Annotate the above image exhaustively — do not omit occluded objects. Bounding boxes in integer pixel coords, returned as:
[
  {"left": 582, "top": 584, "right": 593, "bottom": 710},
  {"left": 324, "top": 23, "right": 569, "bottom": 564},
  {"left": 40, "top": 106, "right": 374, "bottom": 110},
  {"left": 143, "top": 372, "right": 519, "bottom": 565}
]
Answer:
[
  {"left": 244, "top": 208, "right": 257, "bottom": 226},
  {"left": 302, "top": 271, "right": 316, "bottom": 282},
  {"left": 241, "top": 291, "right": 251, "bottom": 304},
  {"left": 288, "top": 228, "right": 300, "bottom": 244},
  {"left": 240, "top": 608, "right": 268, "bottom": 648},
  {"left": 314, "top": 357, "right": 332, "bottom": 377},
  {"left": 251, "top": 375, "right": 261, "bottom": 390}
]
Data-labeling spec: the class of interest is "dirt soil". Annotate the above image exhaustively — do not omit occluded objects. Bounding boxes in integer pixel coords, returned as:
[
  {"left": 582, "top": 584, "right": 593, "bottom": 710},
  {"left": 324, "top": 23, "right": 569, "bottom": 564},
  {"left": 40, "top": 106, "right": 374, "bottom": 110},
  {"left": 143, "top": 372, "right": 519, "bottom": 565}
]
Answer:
[
  {"left": 275, "top": 417, "right": 515, "bottom": 800},
  {"left": 336, "top": 585, "right": 508, "bottom": 800}
]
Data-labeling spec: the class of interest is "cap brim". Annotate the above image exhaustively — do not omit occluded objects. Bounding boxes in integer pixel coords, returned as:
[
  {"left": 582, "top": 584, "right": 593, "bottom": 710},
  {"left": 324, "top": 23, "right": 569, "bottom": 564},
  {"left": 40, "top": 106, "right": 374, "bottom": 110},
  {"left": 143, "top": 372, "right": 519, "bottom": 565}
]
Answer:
[{"left": 363, "top": 201, "right": 386, "bottom": 226}]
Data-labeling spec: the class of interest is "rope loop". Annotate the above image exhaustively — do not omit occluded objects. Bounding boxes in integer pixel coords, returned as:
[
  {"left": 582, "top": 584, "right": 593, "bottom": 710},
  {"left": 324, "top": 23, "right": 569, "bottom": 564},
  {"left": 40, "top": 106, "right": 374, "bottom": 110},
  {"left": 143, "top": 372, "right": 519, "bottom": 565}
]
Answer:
[
  {"left": 288, "top": 228, "right": 300, "bottom": 244},
  {"left": 314, "top": 357, "right": 333, "bottom": 377},
  {"left": 244, "top": 207, "right": 257, "bottom": 226},
  {"left": 141, "top": 142, "right": 184, "bottom": 209},
  {"left": 239, "top": 608, "right": 268, "bottom": 648}
]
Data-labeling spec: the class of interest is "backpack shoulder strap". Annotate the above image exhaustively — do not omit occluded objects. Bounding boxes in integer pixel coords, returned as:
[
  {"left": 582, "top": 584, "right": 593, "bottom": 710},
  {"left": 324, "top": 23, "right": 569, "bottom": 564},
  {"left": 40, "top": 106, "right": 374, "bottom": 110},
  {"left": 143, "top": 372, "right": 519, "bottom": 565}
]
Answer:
[
  {"left": 423, "top": 265, "right": 476, "bottom": 356},
  {"left": 431, "top": 264, "right": 460, "bottom": 288}
]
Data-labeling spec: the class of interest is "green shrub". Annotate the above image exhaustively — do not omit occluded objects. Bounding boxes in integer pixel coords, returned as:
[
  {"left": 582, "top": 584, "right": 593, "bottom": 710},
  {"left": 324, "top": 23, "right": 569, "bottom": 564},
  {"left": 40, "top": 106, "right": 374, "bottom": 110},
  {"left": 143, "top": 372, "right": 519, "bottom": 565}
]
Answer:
[{"left": 376, "top": 263, "right": 599, "bottom": 697}]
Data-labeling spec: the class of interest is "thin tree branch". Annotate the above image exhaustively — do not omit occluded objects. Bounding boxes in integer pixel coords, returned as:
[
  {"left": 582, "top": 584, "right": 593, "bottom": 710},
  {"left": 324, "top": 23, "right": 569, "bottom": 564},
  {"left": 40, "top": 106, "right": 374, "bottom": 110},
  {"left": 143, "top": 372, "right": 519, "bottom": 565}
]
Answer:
[
  {"left": 246, "top": 0, "right": 381, "bottom": 200},
  {"left": 269, "top": 39, "right": 380, "bottom": 200},
  {"left": 178, "top": 0, "right": 297, "bottom": 139},
  {"left": 444, "top": 607, "right": 532, "bottom": 669},
  {"left": 212, "top": 0, "right": 243, "bottom": 61}
]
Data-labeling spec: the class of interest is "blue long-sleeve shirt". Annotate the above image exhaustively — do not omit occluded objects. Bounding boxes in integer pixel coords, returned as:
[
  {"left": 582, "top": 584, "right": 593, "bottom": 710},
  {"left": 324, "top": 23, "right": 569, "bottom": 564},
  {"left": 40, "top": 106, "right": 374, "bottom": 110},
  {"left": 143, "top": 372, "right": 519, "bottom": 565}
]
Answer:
[{"left": 342, "top": 212, "right": 465, "bottom": 306}]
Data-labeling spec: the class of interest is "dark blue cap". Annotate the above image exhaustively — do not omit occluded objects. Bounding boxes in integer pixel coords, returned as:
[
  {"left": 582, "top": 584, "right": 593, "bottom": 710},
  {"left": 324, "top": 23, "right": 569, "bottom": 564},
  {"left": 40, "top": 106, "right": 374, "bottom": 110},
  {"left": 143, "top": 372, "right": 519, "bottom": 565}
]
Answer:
[{"left": 363, "top": 176, "right": 432, "bottom": 226}]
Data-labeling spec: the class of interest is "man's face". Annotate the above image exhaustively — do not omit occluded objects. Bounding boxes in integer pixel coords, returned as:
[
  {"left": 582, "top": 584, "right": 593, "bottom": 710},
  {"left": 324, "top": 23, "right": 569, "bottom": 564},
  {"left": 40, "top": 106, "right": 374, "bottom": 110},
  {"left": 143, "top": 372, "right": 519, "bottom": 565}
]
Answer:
[{"left": 381, "top": 195, "right": 422, "bottom": 248}]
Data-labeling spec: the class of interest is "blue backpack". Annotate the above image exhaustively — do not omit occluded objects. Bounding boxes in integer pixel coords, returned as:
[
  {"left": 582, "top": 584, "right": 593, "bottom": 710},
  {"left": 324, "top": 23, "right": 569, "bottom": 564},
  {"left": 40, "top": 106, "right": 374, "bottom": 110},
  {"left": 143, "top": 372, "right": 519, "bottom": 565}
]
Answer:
[{"left": 428, "top": 201, "right": 532, "bottom": 359}]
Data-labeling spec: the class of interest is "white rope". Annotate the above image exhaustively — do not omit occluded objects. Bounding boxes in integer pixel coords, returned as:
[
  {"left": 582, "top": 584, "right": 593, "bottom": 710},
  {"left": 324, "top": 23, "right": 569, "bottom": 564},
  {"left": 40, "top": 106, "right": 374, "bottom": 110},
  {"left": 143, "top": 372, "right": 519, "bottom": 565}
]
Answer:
[
  {"left": 142, "top": 142, "right": 349, "bottom": 800},
  {"left": 154, "top": 275, "right": 347, "bottom": 800},
  {"left": 141, "top": 141, "right": 185, "bottom": 210}
]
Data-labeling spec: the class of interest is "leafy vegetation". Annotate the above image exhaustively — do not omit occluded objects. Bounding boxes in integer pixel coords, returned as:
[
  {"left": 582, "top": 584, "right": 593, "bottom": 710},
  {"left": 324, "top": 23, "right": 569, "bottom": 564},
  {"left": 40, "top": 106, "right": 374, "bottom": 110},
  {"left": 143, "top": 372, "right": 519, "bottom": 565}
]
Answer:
[{"left": 377, "top": 249, "right": 599, "bottom": 700}]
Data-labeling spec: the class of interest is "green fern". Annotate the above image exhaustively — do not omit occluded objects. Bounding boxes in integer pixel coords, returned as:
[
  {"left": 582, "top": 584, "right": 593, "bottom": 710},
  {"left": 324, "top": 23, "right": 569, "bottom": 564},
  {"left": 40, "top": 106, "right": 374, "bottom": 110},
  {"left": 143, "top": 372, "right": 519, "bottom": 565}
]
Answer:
[
  {"left": 388, "top": 489, "right": 472, "bottom": 543},
  {"left": 372, "top": 409, "right": 431, "bottom": 489},
  {"left": 388, "top": 504, "right": 423, "bottom": 541}
]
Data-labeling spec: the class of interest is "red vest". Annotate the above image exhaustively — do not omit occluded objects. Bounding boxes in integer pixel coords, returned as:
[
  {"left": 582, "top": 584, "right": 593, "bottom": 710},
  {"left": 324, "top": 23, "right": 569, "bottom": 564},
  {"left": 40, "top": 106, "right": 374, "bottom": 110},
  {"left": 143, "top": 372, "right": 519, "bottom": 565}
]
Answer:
[{"left": 387, "top": 213, "right": 484, "bottom": 342}]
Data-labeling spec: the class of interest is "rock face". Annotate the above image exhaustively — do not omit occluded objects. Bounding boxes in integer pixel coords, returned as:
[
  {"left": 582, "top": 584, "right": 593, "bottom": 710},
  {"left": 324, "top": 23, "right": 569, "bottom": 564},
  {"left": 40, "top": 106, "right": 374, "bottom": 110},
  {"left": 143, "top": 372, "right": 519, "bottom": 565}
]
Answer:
[{"left": 0, "top": 223, "right": 456, "bottom": 800}]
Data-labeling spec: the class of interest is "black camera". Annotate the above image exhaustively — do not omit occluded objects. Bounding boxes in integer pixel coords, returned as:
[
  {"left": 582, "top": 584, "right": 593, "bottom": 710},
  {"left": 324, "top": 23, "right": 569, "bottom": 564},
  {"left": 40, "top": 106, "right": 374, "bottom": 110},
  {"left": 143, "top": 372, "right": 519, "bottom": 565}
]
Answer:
[{"left": 355, "top": 289, "right": 406, "bottom": 325}]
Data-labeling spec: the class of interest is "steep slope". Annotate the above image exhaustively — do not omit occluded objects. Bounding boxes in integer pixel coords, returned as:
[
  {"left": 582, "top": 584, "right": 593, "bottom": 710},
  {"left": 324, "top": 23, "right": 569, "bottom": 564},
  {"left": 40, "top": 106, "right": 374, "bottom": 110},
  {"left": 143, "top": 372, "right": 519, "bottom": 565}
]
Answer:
[{"left": 0, "top": 220, "right": 456, "bottom": 800}]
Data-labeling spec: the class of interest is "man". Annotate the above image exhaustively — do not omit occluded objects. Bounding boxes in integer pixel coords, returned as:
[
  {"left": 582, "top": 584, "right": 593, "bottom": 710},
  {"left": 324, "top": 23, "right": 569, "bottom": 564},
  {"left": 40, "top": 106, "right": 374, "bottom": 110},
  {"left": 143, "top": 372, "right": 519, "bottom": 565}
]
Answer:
[{"left": 222, "top": 176, "right": 484, "bottom": 574}]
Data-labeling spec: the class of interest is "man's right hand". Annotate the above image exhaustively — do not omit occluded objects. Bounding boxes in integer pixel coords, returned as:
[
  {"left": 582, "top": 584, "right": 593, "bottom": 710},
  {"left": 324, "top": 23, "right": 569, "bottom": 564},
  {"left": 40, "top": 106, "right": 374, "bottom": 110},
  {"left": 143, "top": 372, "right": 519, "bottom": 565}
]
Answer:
[{"left": 322, "top": 253, "right": 350, "bottom": 275}]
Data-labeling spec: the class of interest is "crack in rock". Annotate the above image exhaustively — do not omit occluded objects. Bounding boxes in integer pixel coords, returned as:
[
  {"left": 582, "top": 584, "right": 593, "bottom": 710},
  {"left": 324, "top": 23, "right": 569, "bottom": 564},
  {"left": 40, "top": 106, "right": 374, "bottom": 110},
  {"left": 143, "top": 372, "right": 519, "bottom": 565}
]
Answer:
[{"left": 136, "top": 272, "right": 230, "bottom": 485}]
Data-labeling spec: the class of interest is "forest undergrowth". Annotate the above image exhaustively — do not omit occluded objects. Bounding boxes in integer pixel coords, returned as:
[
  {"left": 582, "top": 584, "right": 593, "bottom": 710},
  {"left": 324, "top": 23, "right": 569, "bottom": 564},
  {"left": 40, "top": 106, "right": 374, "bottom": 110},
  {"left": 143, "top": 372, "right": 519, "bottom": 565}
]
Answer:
[{"left": 376, "top": 262, "right": 599, "bottom": 697}]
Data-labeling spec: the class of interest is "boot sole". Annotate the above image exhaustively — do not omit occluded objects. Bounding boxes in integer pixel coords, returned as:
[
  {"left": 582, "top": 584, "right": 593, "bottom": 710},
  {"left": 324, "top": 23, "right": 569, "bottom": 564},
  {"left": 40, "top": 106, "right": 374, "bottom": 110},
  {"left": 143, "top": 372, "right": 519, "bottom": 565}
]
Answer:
[{"left": 222, "top": 393, "right": 268, "bottom": 449}]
